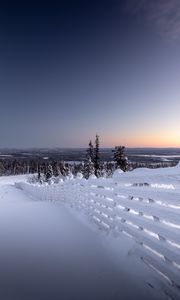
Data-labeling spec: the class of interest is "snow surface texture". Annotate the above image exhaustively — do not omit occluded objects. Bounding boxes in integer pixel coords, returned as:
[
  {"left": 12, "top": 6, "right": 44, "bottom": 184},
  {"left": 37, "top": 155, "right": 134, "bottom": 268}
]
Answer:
[{"left": 16, "top": 164, "right": 180, "bottom": 300}]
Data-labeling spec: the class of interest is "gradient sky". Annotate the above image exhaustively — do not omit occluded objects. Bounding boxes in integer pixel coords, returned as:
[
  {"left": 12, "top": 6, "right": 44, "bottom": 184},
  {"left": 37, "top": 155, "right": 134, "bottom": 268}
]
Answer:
[{"left": 1, "top": 0, "right": 180, "bottom": 148}]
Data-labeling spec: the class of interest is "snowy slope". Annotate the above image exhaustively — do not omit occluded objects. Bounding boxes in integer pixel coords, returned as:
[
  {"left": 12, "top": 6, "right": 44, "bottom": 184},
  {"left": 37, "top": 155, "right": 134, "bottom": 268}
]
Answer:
[
  {"left": 0, "top": 177, "right": 163, "bottom": 300},
  {"left": 16, "top": 164, "right": 180, "bottom": 300},
  {"left": 0, "top": 174, "right": 29, "bottom": 185},
  {"left": 1, "top": 164, "right": 180, "bottom": 300}
]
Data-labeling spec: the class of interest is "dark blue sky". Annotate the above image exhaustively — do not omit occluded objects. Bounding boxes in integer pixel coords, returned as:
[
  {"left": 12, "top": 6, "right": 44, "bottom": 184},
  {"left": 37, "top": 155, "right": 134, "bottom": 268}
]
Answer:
[{"left": 1, "top": 0, "right": 180, "bottom": 147}]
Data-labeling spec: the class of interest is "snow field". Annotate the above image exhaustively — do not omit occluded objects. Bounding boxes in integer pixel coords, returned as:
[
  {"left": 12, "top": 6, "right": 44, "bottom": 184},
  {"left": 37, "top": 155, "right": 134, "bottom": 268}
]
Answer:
[{"left": 16, "top": 164, "right": 180, "bottom": 300}]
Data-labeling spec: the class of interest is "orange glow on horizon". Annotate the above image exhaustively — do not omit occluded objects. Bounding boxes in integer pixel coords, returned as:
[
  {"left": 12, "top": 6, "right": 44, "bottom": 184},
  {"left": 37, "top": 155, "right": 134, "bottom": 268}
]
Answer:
[{"left": 101, "top": 132, "right": 180, "bottom": 148}]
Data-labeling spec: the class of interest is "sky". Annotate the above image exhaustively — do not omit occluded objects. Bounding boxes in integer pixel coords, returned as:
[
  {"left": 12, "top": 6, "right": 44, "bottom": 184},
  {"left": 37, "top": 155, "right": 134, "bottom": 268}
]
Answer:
[{"left": 1, "top": 0, "right": 180, "bottom": 148}]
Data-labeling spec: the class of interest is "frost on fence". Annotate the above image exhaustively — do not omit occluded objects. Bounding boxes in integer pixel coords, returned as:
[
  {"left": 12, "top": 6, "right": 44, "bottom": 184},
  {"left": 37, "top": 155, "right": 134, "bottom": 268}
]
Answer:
[{"left": 16, "top": 165, "right": 180, "bottom": 299}]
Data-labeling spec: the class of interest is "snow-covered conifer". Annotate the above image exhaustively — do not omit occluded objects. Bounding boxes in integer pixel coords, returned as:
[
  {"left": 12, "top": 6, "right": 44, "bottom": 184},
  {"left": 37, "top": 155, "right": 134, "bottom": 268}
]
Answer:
[
  {"left": 94, "top": 134, "right": 100, "bottom": 177},
  {"left": 113, "top": 146, "right": 128, "bottom": 172},
  {"left": 83, "top": 140, "right": 95, "bottom": 179},
  {"left": 83, "top": 157, "right": 95, "bottom": 179},
  {"left": 87, "top": 140, "right": 94, "bottom": 162},
  {"left": 45, "top": 164, "right": 53, "bottom": 183}
]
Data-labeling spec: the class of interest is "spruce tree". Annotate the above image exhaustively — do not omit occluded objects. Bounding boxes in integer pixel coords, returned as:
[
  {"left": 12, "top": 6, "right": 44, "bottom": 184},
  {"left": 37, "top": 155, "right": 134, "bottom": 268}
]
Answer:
[
  {"left": 37, "top": 163, "right": 42, "bottom": 183},
  {"left": 113, "top": 146, "right": 128, "bottom": 172},
  {"left": 83, "top": 158, "right": 95, "bottom": 179},
  {"left": 94, "top": 134, "right": 100, "bottom": 177},
  {"left": 83, "top": 140, "right": 95, "bottom": 179},
  {"left": 45, "top": 164, "right": 53, "bottom": 182},
  {"left": 87, "top": 140, "right": 94, "bottom": 162}
]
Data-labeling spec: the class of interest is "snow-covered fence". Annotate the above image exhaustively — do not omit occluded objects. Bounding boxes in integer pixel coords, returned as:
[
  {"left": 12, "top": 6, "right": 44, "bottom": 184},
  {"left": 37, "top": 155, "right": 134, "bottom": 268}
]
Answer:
[
  {"left": 16, "top": 165, "right": 180, "bottom": 299},
  {"left": 15, "top": 181, "right": 65, "bottom": 202}
]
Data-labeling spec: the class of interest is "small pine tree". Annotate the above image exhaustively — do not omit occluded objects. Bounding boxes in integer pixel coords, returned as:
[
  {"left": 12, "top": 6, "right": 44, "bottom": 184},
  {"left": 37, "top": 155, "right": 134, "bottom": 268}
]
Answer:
[
  {"left": 87, "top": 140, "right": 94, "bottom": 162},
  {"left": 60, "top": 161, "right": 67, "bottom": 177},
  {"left": 94, "top": 134, "right": 100, "bottom": 177},
  {"left": 37, "top": 163, "right": 42, "bottom": 183},
  {"left": 99, "top": 162, "right": 107, "bottom": 178},
  {"left": 113, "top": 146, "right": 128, "bottom": 172},
  {"left": 83, "top": 157, "right": 95, "bottom": 179},
  {"left": 83, "top": 140, "right": 95, "bottom": 179},
  {"left": 45, "top": 164, "right": 53, "bottom": 183}
]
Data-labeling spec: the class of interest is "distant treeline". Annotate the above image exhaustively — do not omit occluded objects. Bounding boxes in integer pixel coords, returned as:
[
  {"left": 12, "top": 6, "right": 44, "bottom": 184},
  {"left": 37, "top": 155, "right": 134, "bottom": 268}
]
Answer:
[
  {"left": 0, "top": 158, "right": 176, "bottom": 176},
  {"left": 0, "top": 159, "right": 116, "bottom": 177}
]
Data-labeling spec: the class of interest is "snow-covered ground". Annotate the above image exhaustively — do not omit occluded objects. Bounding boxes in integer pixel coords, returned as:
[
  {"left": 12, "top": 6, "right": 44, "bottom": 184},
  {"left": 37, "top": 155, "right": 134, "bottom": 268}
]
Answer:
[{"left": 0, "top": 169, "right": 179, "bottom": 300}]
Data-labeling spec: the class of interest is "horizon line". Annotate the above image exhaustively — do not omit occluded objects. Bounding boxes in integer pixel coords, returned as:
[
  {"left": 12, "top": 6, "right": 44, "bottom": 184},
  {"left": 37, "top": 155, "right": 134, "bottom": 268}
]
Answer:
[{"left": 1, "top": 146, "right": 180, "bottom": 150}]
